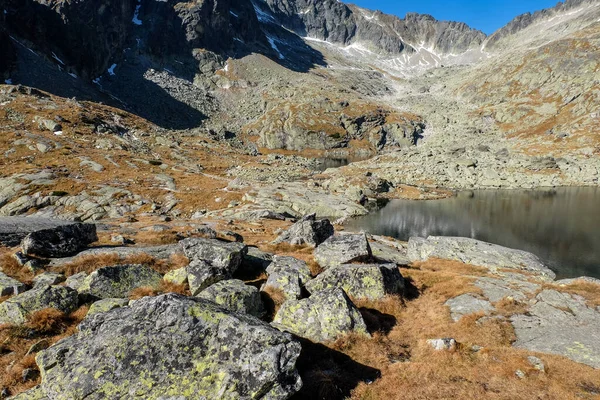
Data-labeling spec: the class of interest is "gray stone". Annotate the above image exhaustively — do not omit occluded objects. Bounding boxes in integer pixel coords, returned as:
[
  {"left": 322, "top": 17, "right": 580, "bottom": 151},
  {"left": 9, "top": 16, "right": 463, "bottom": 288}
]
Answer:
[
  {"left": 273, "top": 288, "right": 369, "bottom": 343},
  {"left": 32, "top": 272, "right": 65, "bottom": 288},
  {"left": 0, "top": 285, "right": 79, "bottom": 325},
  {"left": 187, "top": 260, "right": 235, "bottom": 296},
  {"left": 306, "top": 263, "right": 404, "bottom": 300},
  {"left": 475, "top": 275, "right": 540, "bottom": 303},
  {"left": 511, "top": 290, "right": 600, "bottom": 368},
  {"left": 28, "top": 294, "right": 302, "bottom": 399},
  {"left": 408, "top": 236, "right": 555, "bottom": 279},
  {"left": 64, "top": 272, "right": 87, "bottom": 291},
  {"left": 262, "top": 256, "right": 312, "bottom": 300},
  {"left": 427, "top": 338, "right": 458, "bottom": 351},
  {"left": 180, "top": 237, "right": 247, "bottom": 270},
  {"left": 274, "top": 213, "right": 334, "bottom": 246},
  {"left": 314, "top": 233, "right": 372, "bottom": 269},
  {"left": 0, "top": 271, "right": 27, "bottom": 296},
  {"left": 21, "top": 223, "right": 98, "bottom": 258},
  {"left": 78, "top": 264, "right": 162, "bottom": 300},
  {"left": 198, "top": 279, "right": 265, "bottom": 318},
  {"left": 0, "top": 217, "right": 75, "bottom": 247},
  {"left": 527, "top": 356, "right": 546, "bottom": 372},
  {"left": 87, "top": 298, "right": 130, "bottom": 316},
  {"left": 445, "top": 294, "right": 495, "bottom": 322},
  {"left": 369, "top": 237, "right": 410, "bottom": 265}
]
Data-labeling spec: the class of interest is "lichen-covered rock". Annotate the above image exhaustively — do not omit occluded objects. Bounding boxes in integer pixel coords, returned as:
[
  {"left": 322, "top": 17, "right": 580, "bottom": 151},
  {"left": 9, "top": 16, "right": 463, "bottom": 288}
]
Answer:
[
  {"left": 0, "top": 271, "right": 27, "bottom": 296},
  {"left": 306, "top": 263, "right": 404, "bottom": 300},
  {"left": 314, "top": 233, "right": 372, "bottom": 269},
  {"left": 78, "top": 264, "right": 162, "bottom": 300},
  {"left": 181, "top": 237, "right": 247, "bottom": 269},
  {"left": 33, "top": 272, "right": 66, "bottom": 288},
  {"left": 27, "top": 294, "right": 302, "bottom": 399},
  {"left": 87, "top": 298, "right": 130, "bottom": 316},
  {"left": 198, "top": 279, "right": 265, "bottom": 317},
  {"left": 20, "top": 223, "right": 97, "bottom": 258},
  {"left": 164, "top": 266, "right": 189, "bottom": 285},
  {"left": 64, "top": 272, "right": 87, "bottom": 291},
  {"left": 262, "top": 256, "right": 312, "bottom": 300},
  {"left": 408, "top": 236, "right": 556, "bottom": 279},
  {"left": 274, "top": 213, "right": 334, "bottom": 246},
  {"left": 0, "top": 285, "right": 78, "bottom": 324},
  {"left": 273, "top": 288, "right": 369, "bottom": 343},
  {"left": 0, "top": 217, "right": 75, "bottom": 247},
  {"left": 187, "top": 260, "right": 233, "bottom": 296}
]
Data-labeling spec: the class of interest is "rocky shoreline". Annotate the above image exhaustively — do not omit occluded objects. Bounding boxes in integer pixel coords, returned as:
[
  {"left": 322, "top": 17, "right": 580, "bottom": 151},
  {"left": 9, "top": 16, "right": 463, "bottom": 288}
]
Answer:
[{"left": 1, "top": 213, "right": 599, "bottom": 398}]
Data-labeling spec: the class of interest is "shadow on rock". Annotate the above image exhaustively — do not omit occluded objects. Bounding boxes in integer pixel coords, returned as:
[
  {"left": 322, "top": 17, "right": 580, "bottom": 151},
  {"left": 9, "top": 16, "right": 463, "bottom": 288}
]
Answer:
[{"left": 291, "top": 338, "right": 380, "bottom": 400}]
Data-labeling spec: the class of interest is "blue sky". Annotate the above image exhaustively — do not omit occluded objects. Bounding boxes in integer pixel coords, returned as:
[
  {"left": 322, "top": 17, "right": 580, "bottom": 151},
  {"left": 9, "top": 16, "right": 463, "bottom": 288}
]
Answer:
[{"left": 349, "top": 0, "right": 560, "bottom": 34}]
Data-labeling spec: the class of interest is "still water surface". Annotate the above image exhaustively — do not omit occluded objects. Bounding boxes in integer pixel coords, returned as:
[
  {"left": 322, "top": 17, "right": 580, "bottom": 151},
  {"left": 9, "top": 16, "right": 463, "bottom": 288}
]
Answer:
[{"left": 347, "top": 188, "right": 600, "bottom": 279}]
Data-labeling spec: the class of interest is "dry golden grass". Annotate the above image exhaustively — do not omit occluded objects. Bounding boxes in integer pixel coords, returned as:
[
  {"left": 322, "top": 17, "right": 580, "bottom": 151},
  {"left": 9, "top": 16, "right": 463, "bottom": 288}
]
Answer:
[
  {"left": 0, "top": 305, "right": 89, "bottom": 397},
  {"left": 549, "top": 281, "right": 600, "bottom": 308},
  {"left": 307, "top": 259, "right": 323, "bottom": 277},
  {"left": 133, "top": 230, "right": 181, "bottom": 245},
  {"left": 493, "top": 297, "right": 530, "bottom": 317},
  {"left": 0, "top": 252, "right": 34, "bottom": 284},
  {"left": 55, "top": 252, "right": 189, "bottom": 277},
  {"left": 261, "top": 286, "right": 287, "bottom": 321},
  {"left": 129, "top": 281, "right": 190, "bottom": 300}
]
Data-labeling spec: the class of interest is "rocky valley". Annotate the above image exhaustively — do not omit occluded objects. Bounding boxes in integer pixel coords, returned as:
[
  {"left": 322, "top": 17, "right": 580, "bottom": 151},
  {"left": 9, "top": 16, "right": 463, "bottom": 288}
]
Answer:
[{"left": 0, "top": 0, "right": 600, "bottom": 398}]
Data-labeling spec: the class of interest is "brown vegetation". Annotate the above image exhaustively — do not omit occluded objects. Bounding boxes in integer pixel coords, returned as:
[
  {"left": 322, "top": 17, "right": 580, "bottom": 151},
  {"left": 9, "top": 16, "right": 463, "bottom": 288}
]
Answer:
[
  {"left": 55, "top": 252, "right": 189, "bottom": 276},
  {"left": 0, "top": 252, "right": 34, "bottom": 284},
  {"left": 0, "top": 305, "right": 89, "bottom": 397},
  {"left": 261, "top": 286, "right": 287, "bottom": 321},
  {"left": 129, "top": 281, "right": 190, "bottom": 300}
]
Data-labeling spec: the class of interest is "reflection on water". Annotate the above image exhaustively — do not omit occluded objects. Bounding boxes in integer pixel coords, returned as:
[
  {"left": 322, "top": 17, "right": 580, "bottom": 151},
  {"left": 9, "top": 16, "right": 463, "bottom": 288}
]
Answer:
[{"left": 347, "top": 188, "right": 600, "bottom": 279}]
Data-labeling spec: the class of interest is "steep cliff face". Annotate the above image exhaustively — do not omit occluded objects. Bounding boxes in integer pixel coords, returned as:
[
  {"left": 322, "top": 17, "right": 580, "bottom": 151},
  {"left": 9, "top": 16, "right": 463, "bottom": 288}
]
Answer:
[
  {"left": 261, "top": 0, "right": 486, "bottom": 56},
  {"left": 0, "top": 13, "right": 15, "bottom": 80},
  {"left": 1, "top": 0, "right": 268, "bottom": 79}
]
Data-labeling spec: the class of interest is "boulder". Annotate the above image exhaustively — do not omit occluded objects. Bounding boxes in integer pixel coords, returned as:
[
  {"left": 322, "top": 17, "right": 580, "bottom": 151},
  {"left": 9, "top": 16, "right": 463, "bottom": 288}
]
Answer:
[
  {"left": 87, "top": 298, "right": 130, "bottom": 316},
  {"left": 27, "top": 294, "right": 302, "bottom": 399},
  {"left": 511, "top": 290, "right": 600, "bottom": 368},
  {"left": 21, "top": 223, "right": 98, "bottom": 258},
  {"left": 274, "top": 214, "right": 334, "bottom": 246},
  {"left": 78, "top": 264, "right": 162, "bottom": 300},
  {"left": 408, "top": 236, "right": 556, "bottom": 279},
  {"left": 0, "top": 271, "right": 27, "bottom": 296},
  {"left": 0, "top": 285, "right": 78, "bottom": 325},
  {"left": 273, "top": 288, "right": 369, "bottom": 343},
  {"left": 64, "top": 272, "right": 87, "bottom": 291},
  {"left": 180, "top": 237, "right": 247, "bottom": 270},
  {"left": 369, "top": 236, "right": 410, "bottom": 265},
  {"left": 314, "top": 233, "right": 372, "bottom": 269},
  {"left": 241, "top": 246, "right": 273, "bottom": 275},
  {"left": 188, "top": 260, "right": 235, "bottom": 296},
  {"left": 32, "top": 272, "right": 66, "bottom": 288},
  {"left": 262, "top": 256, "right": 312, "bottom": 300},
  {"left": 197, "top": 279, "right": 265, "bottom": 318},
  {"left": 444, "top": 294, "right": 495, "bottom": 322},
  {"left": 306, "top": 263, "right": 404, "bottom": 300},
  {"left": 0, "top": 217, "right": 75, "bottom": 247}
]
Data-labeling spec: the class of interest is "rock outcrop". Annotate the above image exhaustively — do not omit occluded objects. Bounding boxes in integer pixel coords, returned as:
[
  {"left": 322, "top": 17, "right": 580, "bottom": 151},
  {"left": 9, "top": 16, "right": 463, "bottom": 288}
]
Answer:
[
  {"left": 274, "top": 213, "right": 334, "bottom": 246},
  {"left": 306, "top": 263, "right": 404, "bottom": 300},
  {"left": 21, "top": 223, "right": 97, "bottom": 258},
  {"left": 273, "top": 288, "right": 368, "bottom": 343},
  {"left": 408, "top": 236, "right": 556, "bottom": 279},
  {"left": 0, "top": 285, "right": 78, "bottom": 325},
  {"left": 26, "top": 294, "right": 302, "bottom": 399},
  {"left": 197, "top": 279, "right": 265, "bottom": 318},
  {"left": 78, "top": 264, "right": 162, "bottom": 300},
  {"left": 314, "top": 233, "right": 372, "bottom": 269},
  {"left": 0, "top": 217, "right": 77, "bottom": 247}
]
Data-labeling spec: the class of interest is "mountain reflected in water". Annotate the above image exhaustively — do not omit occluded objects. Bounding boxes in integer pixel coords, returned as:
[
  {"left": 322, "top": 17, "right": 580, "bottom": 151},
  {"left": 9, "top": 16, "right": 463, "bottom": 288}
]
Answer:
[{"left": 347, "top": 188, "right": 600, "bottom": 279}]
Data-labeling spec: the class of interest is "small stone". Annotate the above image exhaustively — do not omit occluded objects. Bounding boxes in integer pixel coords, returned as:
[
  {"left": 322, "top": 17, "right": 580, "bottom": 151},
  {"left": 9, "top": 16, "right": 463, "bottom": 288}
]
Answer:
[
  {"left": 527, "top": 356, "right": 545, "bottom": 372},
  {"left": 427, "top": 338, "right": 458, "bottom": 351},
  {"left": 87, "top": 298, "right": 130, "bottom": 316},
  {"left": 515, "top": 369, "right": 526, "bottom": 379},
  {"left": 32, "top": 272, "right": 65, "bottom": 288}
]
